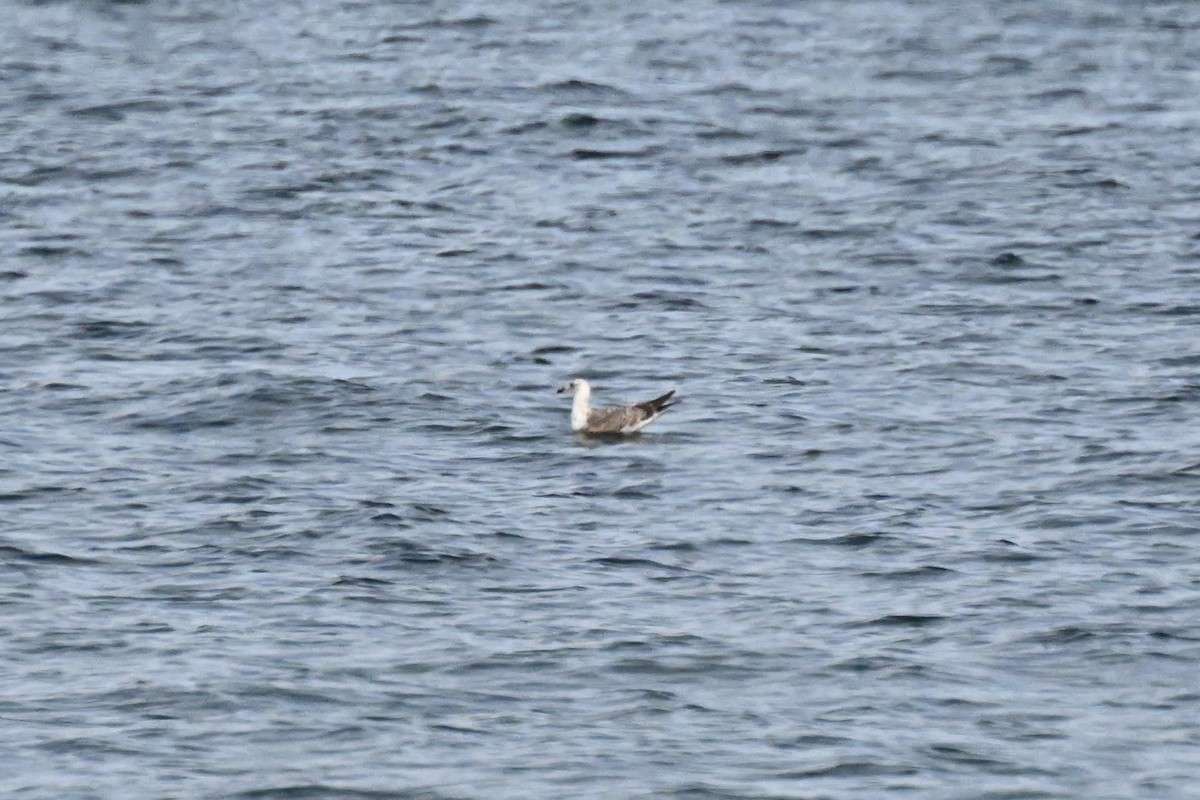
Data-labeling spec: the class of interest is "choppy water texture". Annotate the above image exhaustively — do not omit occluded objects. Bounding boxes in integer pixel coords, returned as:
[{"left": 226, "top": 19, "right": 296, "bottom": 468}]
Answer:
[{"left": 3, "top": 1, "right": 1200, "bottom": 798}]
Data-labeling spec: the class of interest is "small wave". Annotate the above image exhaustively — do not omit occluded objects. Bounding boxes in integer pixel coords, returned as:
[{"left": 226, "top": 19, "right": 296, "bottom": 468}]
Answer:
[{"left": 0, "top": 544, "right": 99, "bottom": 565}]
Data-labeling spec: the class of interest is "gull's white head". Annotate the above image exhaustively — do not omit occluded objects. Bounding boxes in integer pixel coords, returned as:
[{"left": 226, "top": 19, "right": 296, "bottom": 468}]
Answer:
[{"left": 556, "top": 378, "right": 590, "bottom": 395}]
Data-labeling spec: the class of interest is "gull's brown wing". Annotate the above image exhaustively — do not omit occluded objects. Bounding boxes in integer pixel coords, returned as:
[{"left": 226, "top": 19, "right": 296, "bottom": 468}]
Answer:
[
  {"left": 585, "top": 390, "right": 678, "bottom": 434},
  {"left": 584, "top": 405, "right": 642, "bottom": 434}
]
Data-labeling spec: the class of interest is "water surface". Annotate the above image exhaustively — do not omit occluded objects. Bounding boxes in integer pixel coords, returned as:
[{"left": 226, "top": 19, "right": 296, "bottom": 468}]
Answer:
[{"left": 2, "top": 1, "right": 1200, "bottom": 798}]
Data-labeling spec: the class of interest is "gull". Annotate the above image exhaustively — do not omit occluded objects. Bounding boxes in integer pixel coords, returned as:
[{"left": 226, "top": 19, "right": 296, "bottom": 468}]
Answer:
[{"left": 556, "top": 378, "right": 678, "bottom": 434}]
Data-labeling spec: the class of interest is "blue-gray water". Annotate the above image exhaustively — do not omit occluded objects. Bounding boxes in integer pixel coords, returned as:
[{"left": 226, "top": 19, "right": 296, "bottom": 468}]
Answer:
[{"left": 3, "top": 1, "right": 1200, "bottom": 798}]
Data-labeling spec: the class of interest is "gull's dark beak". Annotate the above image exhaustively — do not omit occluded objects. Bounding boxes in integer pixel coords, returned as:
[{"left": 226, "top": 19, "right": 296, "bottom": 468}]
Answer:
[{"left": 556, "top": 386, "right": 566, "bottom": 394}]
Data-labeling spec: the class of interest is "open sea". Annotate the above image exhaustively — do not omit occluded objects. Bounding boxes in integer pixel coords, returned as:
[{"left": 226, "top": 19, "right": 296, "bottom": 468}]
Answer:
[{"left": 3, "top": 1, "right": 1200, "bottom": 798}]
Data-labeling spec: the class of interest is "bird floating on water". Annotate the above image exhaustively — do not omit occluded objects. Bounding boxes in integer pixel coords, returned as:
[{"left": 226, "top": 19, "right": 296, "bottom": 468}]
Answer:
[{"left": 556, "top": 378, "right": 678, "bottom": 434}]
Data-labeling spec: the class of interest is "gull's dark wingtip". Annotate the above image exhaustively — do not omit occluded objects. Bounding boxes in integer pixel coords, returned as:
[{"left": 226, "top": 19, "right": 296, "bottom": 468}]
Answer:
[
  {"left": 642, "top": 389, "right": 679, "bottom": 414},
  {"left": 652, "top": 391, "right": 681, "bottom": 410}
]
